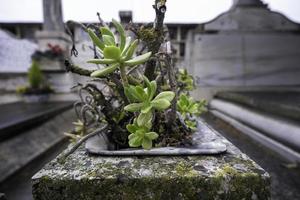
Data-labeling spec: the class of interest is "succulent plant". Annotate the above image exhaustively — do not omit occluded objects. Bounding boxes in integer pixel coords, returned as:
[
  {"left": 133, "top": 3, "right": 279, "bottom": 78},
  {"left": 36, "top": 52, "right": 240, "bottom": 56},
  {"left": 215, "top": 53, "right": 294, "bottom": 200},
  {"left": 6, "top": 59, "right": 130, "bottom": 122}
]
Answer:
[
  {"left": 126, "top": 119, "right": 159, "bottom": 150},
  {"left": 87, "top": 19, "right": 152, "bottom": 85},
  {"left": 177, "top": 68, "right": 194, "bottom": 91},
  {"left": 124, "top": 76, "right": 175, "bottom": 149},
  {"left": 177, "top": 93, "right": 207, "bottom": 130}
]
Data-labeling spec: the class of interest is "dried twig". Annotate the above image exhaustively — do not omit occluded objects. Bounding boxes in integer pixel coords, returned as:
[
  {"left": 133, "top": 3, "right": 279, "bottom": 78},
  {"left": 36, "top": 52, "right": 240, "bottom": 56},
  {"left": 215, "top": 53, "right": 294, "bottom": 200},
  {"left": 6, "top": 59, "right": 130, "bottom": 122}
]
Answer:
[
  {"left": 165, "top": 54, "right": 177, "bottom": 127},
  {"left": 65, "top": 60, "right": 94, "bottom": 76},
  {"left": 57, "top": 125, "right": 108, "bottom": 163},
  {"left": 144, "top": 0, "right": 167, "bottom": 80}
]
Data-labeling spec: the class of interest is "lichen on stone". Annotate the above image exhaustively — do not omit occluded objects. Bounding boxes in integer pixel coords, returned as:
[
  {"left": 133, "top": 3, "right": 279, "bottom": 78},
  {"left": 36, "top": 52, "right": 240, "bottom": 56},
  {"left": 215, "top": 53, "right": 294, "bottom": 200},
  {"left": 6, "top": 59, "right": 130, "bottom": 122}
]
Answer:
[{"left": 32, "top": 131, "right": 270, "bottom": 200}]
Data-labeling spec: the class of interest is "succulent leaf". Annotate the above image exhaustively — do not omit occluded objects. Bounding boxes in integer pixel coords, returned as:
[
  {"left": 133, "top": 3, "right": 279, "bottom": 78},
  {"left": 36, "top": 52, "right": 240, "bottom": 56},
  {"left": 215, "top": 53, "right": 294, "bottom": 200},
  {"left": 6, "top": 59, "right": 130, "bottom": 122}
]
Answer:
[
  {"left": 151, "top": 99, "right": 171, "bottom": 110},
  {"left": 121, "top": 37, "right": 132, "bottom": 56},
  {"left": 102, "top": 35, "right": 116, "bottom": 46},
  {"left": 145, "top": 132, "right": 159, "bottom": 140},
  {"left": 87, "top": 28, "right": 105, "bottom": 50},
  {"left": 153, "top": 91, "right": 175, "bottom": 102},
  {"left": 112, "top": 19, "right": 126, "bottom": 51},
  {"left": 142, "top": 138, "right": 152, "bottom": 150},
  {"left": 124, "top": 52, "right": 152, "bottom": 66},
  {"left": 137, "top": 111, "right": 152, "bottom": 127},
  {"left": 124, "top": 39, "right": 138, "bottom": 60},
  {"left": 90, "top": 63, "right": 119, "bottom": 77},
  {"left": 103, "top": 46, "right": 121, "bottom": 60},
  {"left": 124, "top": 103, "right": 143, "bottom": 112},
  {"left": 100, "top": 27, "right": 115, "bottom": 39},
  {"left": 87, "top": 58, "right": 116, "bottom": 65}
]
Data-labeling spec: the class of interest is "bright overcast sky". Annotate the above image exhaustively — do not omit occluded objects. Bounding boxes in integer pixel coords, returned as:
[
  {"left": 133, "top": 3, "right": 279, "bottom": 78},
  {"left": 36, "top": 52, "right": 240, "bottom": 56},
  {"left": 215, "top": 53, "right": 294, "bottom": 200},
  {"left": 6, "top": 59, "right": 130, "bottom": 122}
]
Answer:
[{"left": 0, "top": 0, "right": 299, "bottom": 24}]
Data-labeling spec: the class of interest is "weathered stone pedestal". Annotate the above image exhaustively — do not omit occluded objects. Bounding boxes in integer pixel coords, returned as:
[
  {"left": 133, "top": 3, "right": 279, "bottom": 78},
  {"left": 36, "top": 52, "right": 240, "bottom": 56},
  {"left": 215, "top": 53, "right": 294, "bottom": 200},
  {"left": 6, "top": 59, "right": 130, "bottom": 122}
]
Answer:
[{"left": 32, "top": 122, "right": 270, "bottom": 200}]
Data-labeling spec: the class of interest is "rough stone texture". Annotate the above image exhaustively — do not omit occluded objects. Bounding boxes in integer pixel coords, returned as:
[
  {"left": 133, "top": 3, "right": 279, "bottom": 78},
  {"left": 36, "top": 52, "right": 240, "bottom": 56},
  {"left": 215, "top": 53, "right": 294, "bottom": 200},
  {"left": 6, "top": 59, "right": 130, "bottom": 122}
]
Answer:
[{"left": 32, "top": 120, "right": 270, "bottom": 200}]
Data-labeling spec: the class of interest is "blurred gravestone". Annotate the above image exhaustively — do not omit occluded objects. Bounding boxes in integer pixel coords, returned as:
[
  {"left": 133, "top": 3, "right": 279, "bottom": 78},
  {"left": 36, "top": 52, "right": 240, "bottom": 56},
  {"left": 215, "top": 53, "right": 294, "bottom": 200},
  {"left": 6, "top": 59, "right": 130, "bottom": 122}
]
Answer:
[
  {"left": 188, "top": 0, "right": 300, "bottom": 99},
  {"left": 0, "top": 29, "right": 37, "bottom": 93},
  {"left": 42, "top": 0, "right": 65, "bottom": 32},
  {"left": 0, "top": 29, "right": 37, "bottom": 73},
  {"left": 35, "top": 0, "right": 74, "bottom": 93}
]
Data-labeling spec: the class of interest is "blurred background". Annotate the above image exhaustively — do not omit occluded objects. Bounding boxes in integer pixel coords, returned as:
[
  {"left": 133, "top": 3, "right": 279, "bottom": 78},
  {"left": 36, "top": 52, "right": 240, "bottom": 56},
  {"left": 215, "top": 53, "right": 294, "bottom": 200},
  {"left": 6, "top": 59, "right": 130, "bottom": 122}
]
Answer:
[{"left": 0, "top": 0, "right": 299, "bottom": 199}]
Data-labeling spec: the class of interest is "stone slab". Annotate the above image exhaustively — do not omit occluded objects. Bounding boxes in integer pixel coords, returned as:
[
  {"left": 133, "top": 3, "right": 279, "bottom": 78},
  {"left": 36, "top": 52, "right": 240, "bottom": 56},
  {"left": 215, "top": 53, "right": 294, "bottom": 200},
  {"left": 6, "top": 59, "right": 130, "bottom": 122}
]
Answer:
[
  {"left": 32, "top": 119, "right": 270, "bottom": 200},
  {"left": 0, "top": 102, "right": 73, "bottom": 142},
  {"left": 216, "top": 91, "right": 300, "bottom": 121},
  {"left": 0, "top": 109, "right": 76, "bottom": 183}
]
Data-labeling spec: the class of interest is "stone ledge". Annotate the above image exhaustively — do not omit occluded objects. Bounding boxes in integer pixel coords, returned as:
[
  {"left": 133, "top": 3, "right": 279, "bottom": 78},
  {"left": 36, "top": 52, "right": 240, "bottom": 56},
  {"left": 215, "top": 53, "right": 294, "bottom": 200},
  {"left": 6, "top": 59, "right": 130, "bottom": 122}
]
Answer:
[{"left": 32, "top": 120, "right": 270, "bottom": 200}]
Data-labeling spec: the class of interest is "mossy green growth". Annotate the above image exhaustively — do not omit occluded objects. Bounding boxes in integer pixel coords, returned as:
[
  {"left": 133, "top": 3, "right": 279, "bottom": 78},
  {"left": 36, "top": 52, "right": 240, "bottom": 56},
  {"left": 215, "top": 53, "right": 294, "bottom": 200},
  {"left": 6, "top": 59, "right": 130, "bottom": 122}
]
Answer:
[
  {"left": 137, "top": 27, "right": 162, "bottom": 51},
  {"left": 32, "top": 138, "right": 270, "bottom": 200},
  {"left": 28, "top": 60, "right": 43, "bottom": 89}
]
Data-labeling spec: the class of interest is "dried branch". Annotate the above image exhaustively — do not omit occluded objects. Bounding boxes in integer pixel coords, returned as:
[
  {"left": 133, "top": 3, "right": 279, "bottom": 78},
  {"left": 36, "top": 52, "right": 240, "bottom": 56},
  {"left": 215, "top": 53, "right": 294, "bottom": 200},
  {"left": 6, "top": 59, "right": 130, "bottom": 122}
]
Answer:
[
  {"left": 65, "top": 60, "right": 94, "bottom": 76},
  {"left": 57, "top": 125, "right": 108, "bottom": 163},
  {"left": 165, "top": 54, "right": 177, "bottom": 127},
  {"left": 143, "top": 0, "right": 167, "bottom": 80}
]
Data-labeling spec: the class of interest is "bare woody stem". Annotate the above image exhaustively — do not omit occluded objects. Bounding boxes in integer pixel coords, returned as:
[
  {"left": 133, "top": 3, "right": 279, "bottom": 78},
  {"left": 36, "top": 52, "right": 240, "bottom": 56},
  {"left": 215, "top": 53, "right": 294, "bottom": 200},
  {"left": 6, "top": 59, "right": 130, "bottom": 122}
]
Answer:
[
  {"left": 57, "top": 125, "right": 108, "bottom": 163},
  {"left": 144, "top": 0, "right": 166, "bottom": 80},
  {"left": 165, "top": 54, "right": 177, "bottom": 127},
  {"left": 119, "top": 64, "right": 129, "bottom": 87},
  {"left": 65, "top": 60, "right": 94, "bottom": 76}
]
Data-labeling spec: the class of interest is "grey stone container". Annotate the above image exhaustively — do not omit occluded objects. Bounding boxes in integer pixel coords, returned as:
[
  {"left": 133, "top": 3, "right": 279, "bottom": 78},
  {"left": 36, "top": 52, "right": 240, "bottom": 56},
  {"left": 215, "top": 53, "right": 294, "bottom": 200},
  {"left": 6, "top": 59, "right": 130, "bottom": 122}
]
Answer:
[
  {"left": 85, "top": 120, "right": 227, "bottom": 156},
  {"left": 32, "top": 119, "right": 271, "bottom": 200}
]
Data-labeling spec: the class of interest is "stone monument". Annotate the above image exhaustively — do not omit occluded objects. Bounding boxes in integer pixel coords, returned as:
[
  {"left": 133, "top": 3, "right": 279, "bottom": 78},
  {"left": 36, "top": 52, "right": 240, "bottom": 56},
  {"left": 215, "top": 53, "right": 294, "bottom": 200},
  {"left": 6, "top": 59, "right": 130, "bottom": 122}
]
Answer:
[
  {"left": 188, "top": 0, "right": 300, "bottom": 100},
  {"left": 35, "top": 0, "right": 74, "bottom": 93}
]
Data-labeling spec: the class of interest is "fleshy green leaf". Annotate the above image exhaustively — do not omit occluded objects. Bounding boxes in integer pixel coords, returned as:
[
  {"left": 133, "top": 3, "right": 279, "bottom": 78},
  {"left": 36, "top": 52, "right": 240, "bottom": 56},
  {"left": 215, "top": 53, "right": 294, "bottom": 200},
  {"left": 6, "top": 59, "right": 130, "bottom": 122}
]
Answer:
[
  {"left": 151, "top": 99, "right": 171, "bottom": 111},
  {"left": 90, "top": 63, "right": 119, "bottom": 77},
  {"left": 153, "top": 91, "right": 175, "bottom": 102},
  {"left": 141, "top": 104, "right": 152, "bottom": 114},
  {"left": 87, "top": 58, "right": 116, "bottom": 65},
  {"left": 121, "top": 37, "right": 132, "bottom": 56},
  {"left": 129, "top": 135, "right": 143, "bottom": 147},
  {"left": 100, "top": 27, "right": 115, "bottom": 39},
  {"left": 144, "top": 118, "right": 152, "bottom": 130},
  {"left": 128, "top": 133, "right": 135, "bottom": 140},
  {"left": 103, "top": 46, "right": 121, "bottom": 60},
  {"left": 137, "top": 111, "right": 152, "bottom": 127},
  {"left": 124, "top": 103, "right": 143, "bottom": 112},
  {"left": 135, "top": 86, "right": 148, "bottom": 100},
  {"left": 143, "top": 76, "right": 157, "bottom": 101},
  {"left": 185, "top": 120, "right": 197, "bottom": 130},
  {"left": 124, "top": 85, "right": 144, "bottom": 102},
  {"left": 145, "top": 132, "right": 159, "bottom": 140},
  {"left": 142, "top": 138, "right": 152, "bottom": 150},
  {"left": 188, "top": 103, "right": 199, "bottom": 113},
  {"left": 124, "top": 39, "right": 138, "bottom": 60},
  {"left": 87, "top": 28, "right": 105, "bottom": 50},
  {"left": 124, "top": 86, "right": 137, "bottom": 102},
  {"left": 126, "top": 124, "right": 138, "bottom": 134},
  {"left": 149, "top": 81, "right": 157, "bottom": 100},
  {"left": 124, "top": 52, "right": 152, "bottom": 67},
  {"left": 180, "top": 94, "right": 189, "bottom": 105},
  {"left": 112, "top": 19, "right": 126, "bottom": 51},
  {"left": 102, "top": 35, "right": 116, "bottom": 46}
]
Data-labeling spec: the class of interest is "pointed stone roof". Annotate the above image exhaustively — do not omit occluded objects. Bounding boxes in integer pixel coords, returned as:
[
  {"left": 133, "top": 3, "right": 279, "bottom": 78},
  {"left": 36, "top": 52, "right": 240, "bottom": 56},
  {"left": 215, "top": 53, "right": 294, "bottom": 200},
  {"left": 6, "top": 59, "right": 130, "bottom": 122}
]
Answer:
[
  {"left": 232, "top": 0, "right": 266, "bottom": 8},
  {"left": 200, "top": 0, "right": 300, "bottom": 32}
]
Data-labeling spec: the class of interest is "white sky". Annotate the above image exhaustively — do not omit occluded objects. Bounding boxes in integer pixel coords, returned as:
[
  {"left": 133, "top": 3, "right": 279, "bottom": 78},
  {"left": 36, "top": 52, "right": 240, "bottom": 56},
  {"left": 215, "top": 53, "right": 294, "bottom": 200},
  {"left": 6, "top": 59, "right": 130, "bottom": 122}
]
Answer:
[{"left": 0, "top": 0, "right": 299, "bottom": 24}]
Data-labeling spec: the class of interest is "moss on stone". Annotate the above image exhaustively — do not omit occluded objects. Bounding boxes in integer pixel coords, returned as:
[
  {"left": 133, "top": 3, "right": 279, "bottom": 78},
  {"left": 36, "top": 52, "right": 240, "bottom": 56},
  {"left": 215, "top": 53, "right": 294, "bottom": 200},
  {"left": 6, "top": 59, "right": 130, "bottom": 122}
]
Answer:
[{"left": 32, "top": 136, "right": 271, "bottom": 200}]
